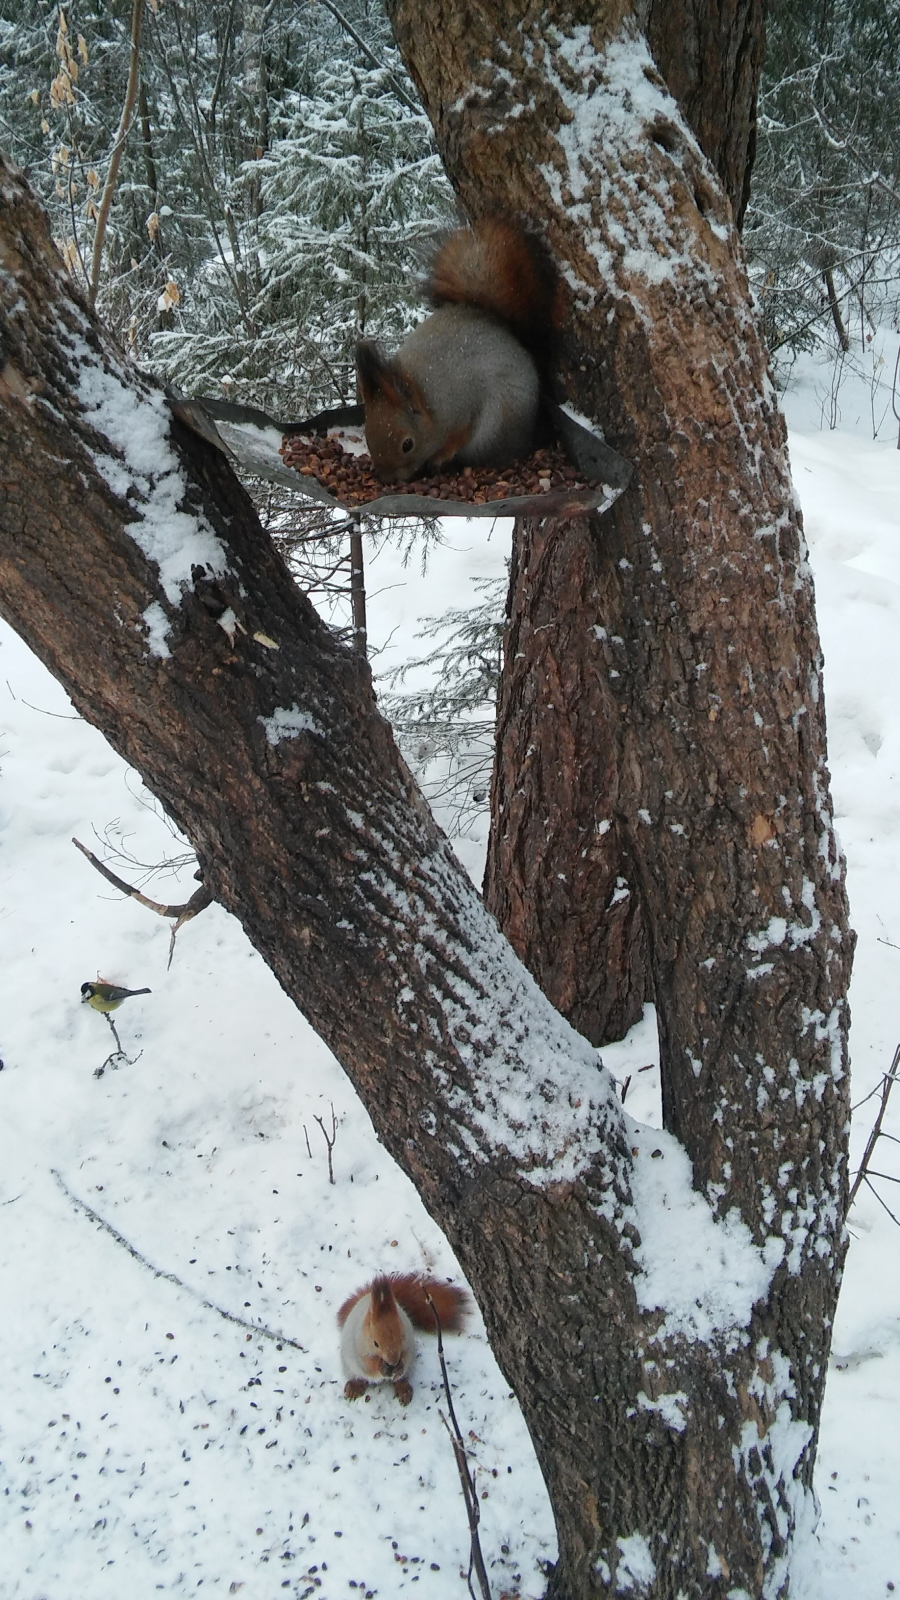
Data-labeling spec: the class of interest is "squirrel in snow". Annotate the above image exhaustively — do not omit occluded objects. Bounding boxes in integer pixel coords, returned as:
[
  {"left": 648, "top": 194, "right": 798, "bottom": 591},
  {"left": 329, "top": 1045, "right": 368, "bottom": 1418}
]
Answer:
[
  {"left": 337, "top": 1273, "right": 470, "bottom": 1406},
  {"left": 356, "top": 217, "right": 560, "bottom": 483}
]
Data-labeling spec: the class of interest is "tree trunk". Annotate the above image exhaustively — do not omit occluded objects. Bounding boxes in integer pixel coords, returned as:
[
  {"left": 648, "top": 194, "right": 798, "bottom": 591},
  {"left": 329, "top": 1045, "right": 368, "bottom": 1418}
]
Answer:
[
  {"left": 485, "top": 511, "right": 649, "bottom": 1045},
  {"left": 478, "top": 0, "right": 766, "bottom": 1045},
  {"left": 646, "top": 0, "right": 766, "bottom": 229},
  {"left": 385, "top": 2, "right": 852, "bottom": 1590},
  {"left": 0, "top": 11, "right": 851, "bottom": 1584}
]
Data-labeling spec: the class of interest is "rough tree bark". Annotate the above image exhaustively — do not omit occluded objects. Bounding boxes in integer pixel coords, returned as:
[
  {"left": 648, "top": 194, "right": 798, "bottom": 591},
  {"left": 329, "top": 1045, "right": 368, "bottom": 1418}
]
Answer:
[
  {"left": 384, "top": 0, "right": 851, "bottom": 1591},
  {"left": 478, "top": 0, "right": 766, "bottom": 1045},
  {"left": 0, "top": 7, "right": 850, "bottom": 1593},
  {"left": 487, "top": 511, "right": 652, "bottom": 1045},
  {"left": 646, "top": 0, "right": 766, "bottom": 229}
]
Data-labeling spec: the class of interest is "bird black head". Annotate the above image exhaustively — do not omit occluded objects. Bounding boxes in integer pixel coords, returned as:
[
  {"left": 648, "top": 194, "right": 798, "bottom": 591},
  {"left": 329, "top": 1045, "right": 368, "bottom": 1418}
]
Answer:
[{"left": 81, "top": 983, "right": 94, "bottom": 998}]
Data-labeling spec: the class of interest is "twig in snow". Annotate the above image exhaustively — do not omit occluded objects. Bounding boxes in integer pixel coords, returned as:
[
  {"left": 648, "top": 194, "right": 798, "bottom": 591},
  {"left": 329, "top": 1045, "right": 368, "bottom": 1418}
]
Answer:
[
  {"left": 93, "top": 1013, "right": 143, "bottom": 1078},
  {"left": 314, "top": 1105, "right": 338, "bottom": 1184},
  {"left": 848, "top": 1043, "right": 900, "bottom": 1215},
  {"left": 51, "top": 1169, "right": 306, "bottom": 1350},
  {"left": 426, "top": 1291, "right": 492, "bottom": 1600},
  {"left": 73, "top": 836, "right": 212, "bottom": 967},
  {"left": 303, "top": 1125, "right": 313, "bottom": 1159}
]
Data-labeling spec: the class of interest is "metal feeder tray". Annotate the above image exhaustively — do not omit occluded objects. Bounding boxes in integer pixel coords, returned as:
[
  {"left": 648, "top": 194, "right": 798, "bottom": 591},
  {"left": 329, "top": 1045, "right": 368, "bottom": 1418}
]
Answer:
[{"left": 168, "top": 394, "right": 632, "bottom": 520}]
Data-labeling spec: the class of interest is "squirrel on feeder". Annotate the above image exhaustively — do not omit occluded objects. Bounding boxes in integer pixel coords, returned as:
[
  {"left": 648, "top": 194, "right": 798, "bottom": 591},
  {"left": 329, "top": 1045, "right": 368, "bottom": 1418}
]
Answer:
[
  {"left": 356, "top": 218, "right": 560, "bottom": 483},
  {"left": 337, "top": 1273, "right": 470, "bottom": 1405}
]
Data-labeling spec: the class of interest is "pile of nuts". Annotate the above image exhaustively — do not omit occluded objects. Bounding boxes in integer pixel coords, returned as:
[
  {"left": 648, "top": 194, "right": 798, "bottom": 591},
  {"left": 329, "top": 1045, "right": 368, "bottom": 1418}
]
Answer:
[{"left": 280, "top": 432, "right": 592, "bottom": 506}]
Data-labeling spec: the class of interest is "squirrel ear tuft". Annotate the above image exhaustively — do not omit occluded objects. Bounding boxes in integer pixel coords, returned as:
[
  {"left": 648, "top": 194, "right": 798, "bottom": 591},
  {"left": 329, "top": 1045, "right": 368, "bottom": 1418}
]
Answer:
[
  {"left": 370, "top": 1277, "right": 396, "bottom": 1315},
  {"left": 356, "top": 340, "right": 390, "bottom": 400},
  {"left": 356, "top": 341, "right": 423, "bottom": 412}
]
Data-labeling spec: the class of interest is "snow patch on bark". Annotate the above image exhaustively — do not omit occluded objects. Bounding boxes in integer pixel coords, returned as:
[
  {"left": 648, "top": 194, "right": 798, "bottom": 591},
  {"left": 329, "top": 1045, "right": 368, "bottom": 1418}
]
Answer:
[
  {"left": 614, "top": 1532, "right": 656, "bottom": 1591},
  {"left": 260, "top": 704, "right": 324, "bottom": 745},
  {"left": 424, "top": 879, "right": 621, "bottom": 1181},
  {"left": 530, "top": 26, "right": 729, "bottom": 311},
  {"left": 734, "top": 1342, "right": 817, "bottom": 1600},
  {"left": 74, "top": 345, "right": 230, "bottom": 605},
  {"left": 745, "top": 879, "right": 826, "bottom": 958},
  {"left": 346, "top": 819, "right": 626, "bottom": 1186},
  {"left": 141, "top": 601, "right": 172, "bottom": 659},
  {"left": 626, "top": 1119, "right": 784, "bottom": 1339},
  {"left": 636, "top": 1389, "right": 688, "bottom": 1433}
]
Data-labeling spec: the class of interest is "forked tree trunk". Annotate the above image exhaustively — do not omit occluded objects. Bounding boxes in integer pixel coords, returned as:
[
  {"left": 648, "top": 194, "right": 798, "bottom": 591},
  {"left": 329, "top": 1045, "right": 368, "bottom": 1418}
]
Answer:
[{"left": 0, "top": 6, "right": 850, "bottom": 1586}]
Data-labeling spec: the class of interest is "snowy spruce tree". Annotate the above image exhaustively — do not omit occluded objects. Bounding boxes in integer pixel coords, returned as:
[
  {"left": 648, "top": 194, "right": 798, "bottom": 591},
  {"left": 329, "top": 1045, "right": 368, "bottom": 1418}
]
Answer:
[
  {"left": 153, "top": 49, "right": 453, "bottom": 416},
  {"left": 0, "top": 0, "right": 452, "bottom": 414},
  {"left": 745, "top": 0, "right": 900, "bottom": 369}
]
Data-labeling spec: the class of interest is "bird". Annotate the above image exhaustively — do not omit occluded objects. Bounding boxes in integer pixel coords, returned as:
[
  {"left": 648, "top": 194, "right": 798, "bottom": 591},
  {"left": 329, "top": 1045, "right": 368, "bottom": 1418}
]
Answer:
[{"left": 81, "top": 980, "right": 152, "bottom": 1013}]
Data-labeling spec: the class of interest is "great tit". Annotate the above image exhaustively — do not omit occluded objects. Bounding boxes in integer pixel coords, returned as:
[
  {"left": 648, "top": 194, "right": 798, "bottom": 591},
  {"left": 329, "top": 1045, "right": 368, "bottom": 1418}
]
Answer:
[{"left": 81, "top": 981, "right": 152, "bottom": 1013}]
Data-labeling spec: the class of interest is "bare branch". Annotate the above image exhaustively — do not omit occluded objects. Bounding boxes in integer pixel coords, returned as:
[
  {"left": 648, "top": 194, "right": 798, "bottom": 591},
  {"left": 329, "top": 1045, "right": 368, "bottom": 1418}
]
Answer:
[
  {"left": 73, "top": 836, "right": 211, "bottom": 966},
  {"left": 73, "top": 834, "right": 210, "bottom": 918},
  {"left": 313, "top": 1105, "right": 338, "bottom": 1185},
  {"left": 848, "top": 1043, "right": 900, "bottom": 1209},
  {"left": 428, "top": 1292, "right": 491, "bottom": 1600},
  {"left": 89, "top": 0, "right": 146, "bottom": 304},
  {"left": 860, "top": 1173, "right": 900, "bottom": 1229},
  {"left": 315, "top": 0, "right": 421, "bottom": 114}
]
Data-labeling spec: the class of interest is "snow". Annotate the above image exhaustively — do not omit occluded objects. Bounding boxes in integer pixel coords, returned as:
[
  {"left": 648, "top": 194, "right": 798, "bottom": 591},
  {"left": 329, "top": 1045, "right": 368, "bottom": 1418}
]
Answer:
[
  {"left": 626, "top": 1119, "right": 785, "bottom": 1343},
  {"left": 0, "top": 613, "right": 552, "bottom": 1597},
  {"left": 260, "top": 705, "right": 324, "bottom": 746},
  {"left": 75, "top": 342, "right": 231, "bottom": 614},
  {"left": 613, "top": 1532, "right": 656, "bottom": 1591},
  {"left": 2, "top": 345, "right": 900, "bottom": 1595},
  {"left": 343, "top": 822, "right": 622, "bottom": 1185},
  {"left": 525, "top": 26, "right": 730, "bottom": 315},
  {"left": 142, "top": 602, "right": 174, "bottom": 661}
]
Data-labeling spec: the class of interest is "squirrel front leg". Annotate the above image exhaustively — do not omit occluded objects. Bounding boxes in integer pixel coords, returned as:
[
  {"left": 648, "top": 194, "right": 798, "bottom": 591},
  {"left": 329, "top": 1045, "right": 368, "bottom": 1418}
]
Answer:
[
  {"left": 426, "top": 423, "right": 473, "bottom": 471},
  {"left": 343, "top": 1374, "right": 413, "bottom": 1404}
]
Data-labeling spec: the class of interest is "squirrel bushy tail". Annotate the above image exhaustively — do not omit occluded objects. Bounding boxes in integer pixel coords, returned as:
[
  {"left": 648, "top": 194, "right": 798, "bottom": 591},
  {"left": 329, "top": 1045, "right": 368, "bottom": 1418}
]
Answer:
[
  {"left": 387, "top": 1272, "right": 470, "bottom": 1333},
  {"left": 337, "top": 1273, "right": 470, "bottom": 1334},
  {"left": 429, "top": 217, "right": 561, "bottom": 369}
]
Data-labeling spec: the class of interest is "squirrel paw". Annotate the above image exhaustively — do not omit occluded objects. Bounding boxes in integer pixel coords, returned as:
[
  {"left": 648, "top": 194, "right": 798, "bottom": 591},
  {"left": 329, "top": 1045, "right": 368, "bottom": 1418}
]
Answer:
[
  {"left": 344, "top": 1378, "right": 369, "bottom": 1401},
  {"left": 392, "top": 1378, "right": 413, "bottom": 1406}
]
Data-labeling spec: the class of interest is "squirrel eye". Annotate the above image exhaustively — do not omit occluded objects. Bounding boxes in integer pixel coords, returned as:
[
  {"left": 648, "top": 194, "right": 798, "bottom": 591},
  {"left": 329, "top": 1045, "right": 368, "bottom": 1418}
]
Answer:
[{"left": 401, "top": 437, "right": 414, "bottom": 454}]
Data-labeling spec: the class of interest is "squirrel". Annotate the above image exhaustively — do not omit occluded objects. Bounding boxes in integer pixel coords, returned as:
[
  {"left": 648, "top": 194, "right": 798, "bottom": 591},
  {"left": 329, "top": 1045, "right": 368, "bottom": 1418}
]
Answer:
[
  {"left": 356, "top": 218, "right": 559, "bottom": 483},
  {"left": 337, "top": 1273, "right": 470, "bottom": 1406}
]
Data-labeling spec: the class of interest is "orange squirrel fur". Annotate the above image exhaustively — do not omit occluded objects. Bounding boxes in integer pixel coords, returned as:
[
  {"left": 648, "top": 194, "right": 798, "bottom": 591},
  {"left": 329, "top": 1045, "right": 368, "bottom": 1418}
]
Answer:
[
  {"left": 429, "top": 219, "right": 560, "bottom": 356},
  {"left": 337, "top": 1273, "right": 470, "bottom": 1405},
  {"left": 356, "top": 218, "right": 560, "bottom": 484}
]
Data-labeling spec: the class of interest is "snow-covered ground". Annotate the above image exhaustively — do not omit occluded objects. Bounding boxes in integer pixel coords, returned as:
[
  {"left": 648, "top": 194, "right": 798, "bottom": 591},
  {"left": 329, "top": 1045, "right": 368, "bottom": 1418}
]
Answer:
[{"left": 2, "top": 340, "right": 900, "bottom": 1598}]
